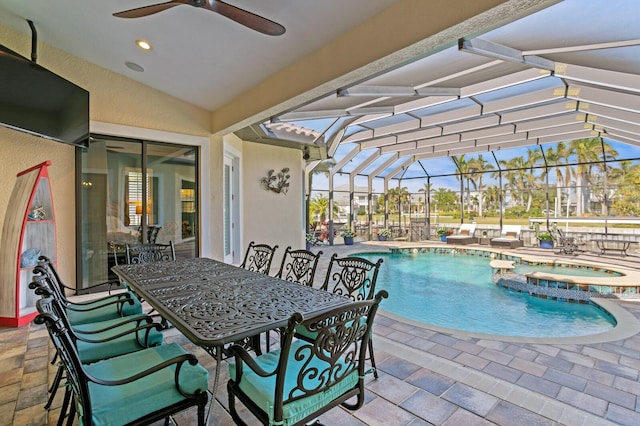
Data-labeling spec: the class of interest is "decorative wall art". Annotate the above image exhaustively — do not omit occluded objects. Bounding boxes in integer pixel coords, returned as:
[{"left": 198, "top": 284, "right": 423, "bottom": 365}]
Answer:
[
  {"left": 260, "top": 167, "right": 290, "bottom": 195},
  {"left": 28, "top": 205, "right": 46, "bottom": 220}
]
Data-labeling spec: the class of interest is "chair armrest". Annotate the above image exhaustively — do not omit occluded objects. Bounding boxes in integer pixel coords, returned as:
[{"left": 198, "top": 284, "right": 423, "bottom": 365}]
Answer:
[
  {"left": 66, "top": 292, "right": 133, "bottom": 308},
  {"left": 85, "top": 353, "right": 201, "bottom": 394},
  {"left": 228, "top": 344, "right": 275, "bottom": 378},
  {"left": 73, "top": 315, "right": 154, "bottom": 335},
  {"left": 74, "top": 279, "right": 124, "bottom": 295},
  {"left": 73, "top": 322, "right": 163, "bottom": 346},
  {"left": 65, "top": 295, "right": 136, "bottom": 312}
]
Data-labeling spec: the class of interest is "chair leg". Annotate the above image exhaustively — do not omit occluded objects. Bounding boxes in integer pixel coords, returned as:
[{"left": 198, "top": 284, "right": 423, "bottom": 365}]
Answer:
[
  {"left": 56, "top": 387, "right": 71, "bottom": 426},
  {"left": 45, "top": 365, "right": 64, "bottom": 409},
  {"left": 368, "top": 338, "right": 379, "bottom": 379},
  {"left": 65, "top": 397, "right": 76, "bottom": 426}
]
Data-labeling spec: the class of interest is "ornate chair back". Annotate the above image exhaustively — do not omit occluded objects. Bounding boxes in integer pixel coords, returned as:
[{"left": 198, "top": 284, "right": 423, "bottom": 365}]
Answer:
[
  {"left": 321, "top": 254, "right": 384, "bottom": 301},
  {"left": 275, "top": 246, "right": 323, "bottom": 286},
  {"left": 227, "top": 291, "right": 388, "bottom": 426},
  {"left": 125, "top": 241, "right": 176, "bottom": 264},
  {"left": 32, "top": 258, "right": 67, "bottom": 304},
  {"left": 239, "top": 241, "right": 278, "bottom": 274}
]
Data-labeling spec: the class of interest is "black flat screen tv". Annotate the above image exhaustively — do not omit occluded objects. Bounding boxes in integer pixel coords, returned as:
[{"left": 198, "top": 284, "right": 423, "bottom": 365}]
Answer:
[{"left": 0, "top": 43, "right": 89, "bottom": 147}]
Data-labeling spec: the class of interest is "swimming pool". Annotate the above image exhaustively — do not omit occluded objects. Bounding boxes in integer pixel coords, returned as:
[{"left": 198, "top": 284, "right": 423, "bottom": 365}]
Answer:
[{"left": 358, "top": 251, "right": 616, "bottom": 338}]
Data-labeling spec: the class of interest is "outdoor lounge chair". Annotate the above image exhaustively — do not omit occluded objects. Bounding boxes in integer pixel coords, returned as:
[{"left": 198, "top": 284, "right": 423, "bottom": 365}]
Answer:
[
  {"left": 490, "top": 225, "right": 524, "bottom": 248},
  {"left": 446, "top": 223, "right": 477, "bottom": 245}
]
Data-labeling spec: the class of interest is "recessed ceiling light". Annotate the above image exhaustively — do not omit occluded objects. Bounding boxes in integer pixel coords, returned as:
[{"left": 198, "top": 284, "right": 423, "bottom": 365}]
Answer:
[
  {"left": 136, "top": 39, "right": 152, "bottom": 50},
  {"left": 125, "top": 61, "right": 144, "bottom": 72}
]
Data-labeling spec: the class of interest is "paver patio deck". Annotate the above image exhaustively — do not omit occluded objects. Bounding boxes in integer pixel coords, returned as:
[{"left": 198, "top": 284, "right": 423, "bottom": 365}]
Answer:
[{"left": 3, "top": 241, "right": 640, "bottom": 425}]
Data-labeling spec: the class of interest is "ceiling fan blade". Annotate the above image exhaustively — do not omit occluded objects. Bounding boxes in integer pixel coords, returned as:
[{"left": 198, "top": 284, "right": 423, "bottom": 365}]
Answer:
[
  {"left": 204, "top": 0, "right": 286, "bottom": 36},
  {"left": 113, "top": 0, "right": 189, "bottom": 19}
]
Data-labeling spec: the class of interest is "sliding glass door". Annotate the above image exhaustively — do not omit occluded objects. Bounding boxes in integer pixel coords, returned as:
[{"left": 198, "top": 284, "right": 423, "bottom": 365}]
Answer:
[{"left": 78, "top": 135, "right": 198, "bottom": 289}]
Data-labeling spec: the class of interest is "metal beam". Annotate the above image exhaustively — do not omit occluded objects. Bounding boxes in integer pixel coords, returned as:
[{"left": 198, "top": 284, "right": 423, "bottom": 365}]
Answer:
[{"left": 459, "top": 38, "right": 556, "bottom": 71}]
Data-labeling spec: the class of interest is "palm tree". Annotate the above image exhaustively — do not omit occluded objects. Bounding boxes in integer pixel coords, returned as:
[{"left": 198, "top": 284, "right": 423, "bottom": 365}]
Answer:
[
  {"left": 306, "top": 159, "right": 335, "bottom": 228},
  {"left": 523, "top": 147, "right": 543, "bottom": 212},
  {"left": 309, "top": 194, "right": 331, "bottom": 225},
  {"left": 452, "top": 155, "right": 475, "bottom": 218},
  {"left": 570, "top": 138, "right": 606, "bottom": 215},
  {"left": 468, "top": 154, "right": 494, "bottom": 217}
]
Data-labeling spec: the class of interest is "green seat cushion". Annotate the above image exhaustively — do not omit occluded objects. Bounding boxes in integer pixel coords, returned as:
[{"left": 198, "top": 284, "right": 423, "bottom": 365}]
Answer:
[
  {"left": 66, "top": 294, "right": 142, "bottom": 325},
  {"left": 229, "top": 340, "right": 359, "bottom": 426},
  {"left": 75, "top": 318, "right": 164, "bottom": 364},
  {"left": 82, "top": 343, "right": 209, "bottom": 425}
]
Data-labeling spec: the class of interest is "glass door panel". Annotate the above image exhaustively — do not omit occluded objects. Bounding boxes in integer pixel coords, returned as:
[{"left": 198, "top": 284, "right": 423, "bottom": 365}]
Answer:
[{"left": 79, "top": 136, "right": 198, "bottom": 289}]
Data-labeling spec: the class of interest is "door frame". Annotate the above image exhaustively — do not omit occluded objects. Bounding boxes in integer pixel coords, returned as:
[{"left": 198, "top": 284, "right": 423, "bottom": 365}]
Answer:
[{"left": 223, "top": 149, "right": 241, "bottom": 264}]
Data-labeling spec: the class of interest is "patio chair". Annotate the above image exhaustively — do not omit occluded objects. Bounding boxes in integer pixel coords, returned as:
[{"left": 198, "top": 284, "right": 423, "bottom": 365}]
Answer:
[
  {"left": 264, "top": 247, "right": 324, "bottom": 351},
  {"left": 240, "top": 241, "right": 279, "bottom": 275},
  {"left": 125, "top": 242, "right": 177, "bottom": 328},
  {"left": 446, "top": 223, "right": 477, "bottom": 245},
  {"left": 310, "top": 254, "right": 384, "bottom": 378},
  {"left": 227, "top": 290, "right": 388, "bottom": 426},
  {"left": 275, "top": 246, "right": 323, "bottom": 287},
  {"left": 490, "top": 225, "right": 524, "bottom": 248},
  {"left": 33, "top": 290, "right": 164, "bottom": 422},
  {"left": 125, "top": 241, "right": 176, "bottom": 264},
  {"left": 34, "top": 303, "right": 209, "bottom": 426},
  {"left": 33, "top": 258, "right": 142, "bottom": 325},
  {"left": 550, "top": 224, "right": 578, "bottom": 255}
]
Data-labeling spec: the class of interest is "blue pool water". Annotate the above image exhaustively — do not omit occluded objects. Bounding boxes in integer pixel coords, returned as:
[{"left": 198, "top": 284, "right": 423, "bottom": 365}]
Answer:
[{"left": 359, "top": 252, "right": 616, "bottom": 338}]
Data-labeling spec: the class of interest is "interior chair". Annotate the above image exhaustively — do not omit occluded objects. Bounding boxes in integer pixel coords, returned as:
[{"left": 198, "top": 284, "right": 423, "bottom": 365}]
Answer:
[
  {"left": 275, "top": 246, "right": 323, "bottom": 287},
  {"left": 34, "top": 257, "right": 142, "bottom": 325},
  {"left": 33, "top": 289, "right": 164, "bottom": 424},
  {"left": 445, "top": 223, "right": 477, "bottom": 245},
  {"left": 490, "top": 225, "right": 524, "bottom": 248},
  {"left": 125, "top": 241, "right": 176, "bottom": 264},
  {"left": 34, "top": 302, "right": 209, "bottom": 426},
  {"left": 310, "top": 254, "right": 385, "bottom": 378},
  {"left": 240, "top": 241, "right": 279, "bottom": 275},
  {"left": 227, "top": 290, "right": 388, "bottom": 426},
  {"left": 136, "top": 224, "right": 162, "bottom": 244}
]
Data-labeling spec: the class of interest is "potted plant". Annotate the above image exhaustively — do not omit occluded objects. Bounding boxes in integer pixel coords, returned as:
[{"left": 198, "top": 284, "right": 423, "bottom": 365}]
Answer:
[
  {"left": 305, "top": 233, "right": 316, "bottom": 250},
  {"left": 537, "top": 231, "right": 554, "bottom": 249},
  {"left": 377, "top": 228, "right": 391, "bottom": 241},
  {"left": 437, "top": 228, "right": 453, "bottom": 242},
  {"left": 341, "top": 229, "right": 356, "bottom": 245}
]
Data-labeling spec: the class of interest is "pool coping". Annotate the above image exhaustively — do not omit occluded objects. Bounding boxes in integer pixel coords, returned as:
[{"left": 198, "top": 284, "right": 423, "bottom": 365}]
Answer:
[{"left": 379, "top": 297, "right": 640, "bottom": 345}]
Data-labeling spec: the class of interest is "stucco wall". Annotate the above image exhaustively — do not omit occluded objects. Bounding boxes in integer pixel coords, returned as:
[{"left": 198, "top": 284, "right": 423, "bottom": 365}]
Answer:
[{"left": 243, "top": 142, "right": 304, "bottom": 264}]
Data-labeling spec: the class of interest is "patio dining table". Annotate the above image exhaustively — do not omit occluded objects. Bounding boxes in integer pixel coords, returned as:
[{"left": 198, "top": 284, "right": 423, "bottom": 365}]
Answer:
[{"left": 111, "top": 257, "right": 351, "bottom": 415}]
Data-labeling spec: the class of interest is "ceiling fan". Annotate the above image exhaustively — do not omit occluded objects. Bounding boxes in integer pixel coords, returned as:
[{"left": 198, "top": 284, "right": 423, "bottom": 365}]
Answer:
[{"left": 113, "top": 0, "right": 286, "bottom": 36}]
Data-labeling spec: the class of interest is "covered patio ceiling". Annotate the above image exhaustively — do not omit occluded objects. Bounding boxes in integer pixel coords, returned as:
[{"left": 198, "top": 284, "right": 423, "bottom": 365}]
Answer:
[{"left": 243, "top": 0, "right": 640, "bottom": 182}]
